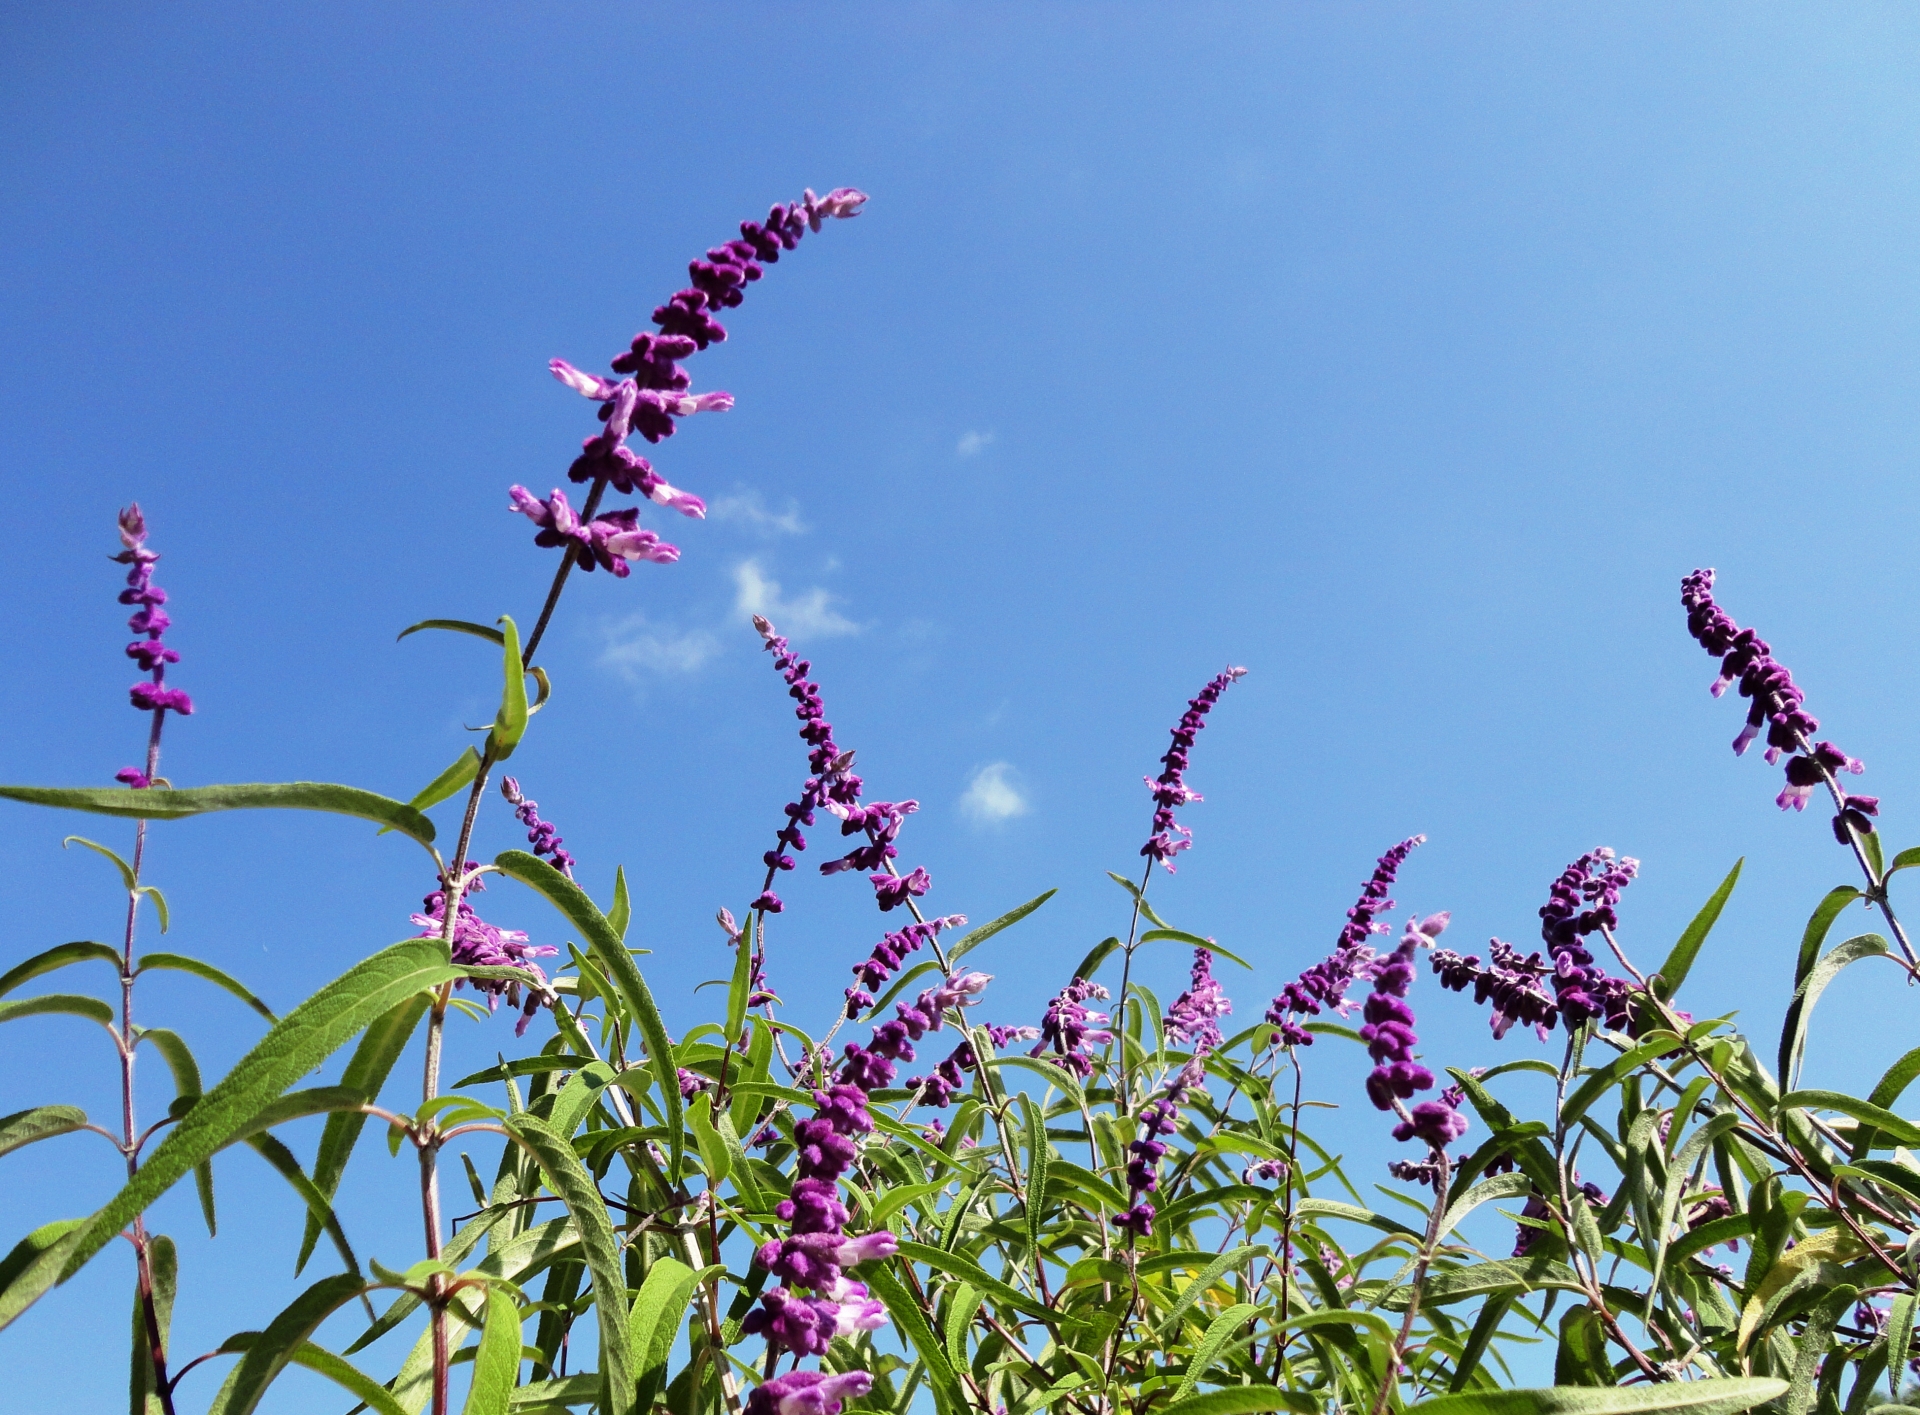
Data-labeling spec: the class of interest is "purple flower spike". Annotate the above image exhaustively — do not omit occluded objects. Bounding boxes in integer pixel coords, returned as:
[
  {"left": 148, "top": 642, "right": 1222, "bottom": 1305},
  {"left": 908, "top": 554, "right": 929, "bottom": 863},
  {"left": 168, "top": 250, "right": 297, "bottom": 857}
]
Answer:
[
  {"left": 500, "top": 776, "right": 576, "bottom": 879},
  {"left": 1165, "top": 948, "right": 1233, "bottom": 1053},
  {"left": 1029, "top": 977, "right": 1113, "bottom": 1078},
  {"left": 1361, "top": 914, "right": 1470, "bottom": 1151},
  {"left": 113, "top": 504, "right": 192, "bottom": 736},
  {"left": 1682, "top": 570, "right": 1870, "bottom": 843},
  {"left": 1264, "top": 836, "right": 1425, "bottom": 1046},
  {"left": 1119, "top": 1058, "right": 1208, "bottom": 1241},
  {"left": 1538, "top": 848, "right": 1638, "bottom": 1032},
  {"left": 411, "top": 869, "right": 558, "bottom": 1036},
  {"left": 1142, "top": 666, "right": 1248, "bottom": 872}
]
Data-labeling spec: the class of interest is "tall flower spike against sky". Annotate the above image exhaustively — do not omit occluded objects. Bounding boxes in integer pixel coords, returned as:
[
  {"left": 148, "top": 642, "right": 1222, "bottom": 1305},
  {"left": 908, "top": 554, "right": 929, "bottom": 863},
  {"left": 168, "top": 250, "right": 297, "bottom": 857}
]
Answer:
[
  {"left": 113, "top": 504, "right": 190, "bottom": 790},
  {"left": 1264, "top": 835, "right": 1424, "bottom": 1047},
  {"left": 1142, "top": 666, "right": 1247, "bottom": 872}
]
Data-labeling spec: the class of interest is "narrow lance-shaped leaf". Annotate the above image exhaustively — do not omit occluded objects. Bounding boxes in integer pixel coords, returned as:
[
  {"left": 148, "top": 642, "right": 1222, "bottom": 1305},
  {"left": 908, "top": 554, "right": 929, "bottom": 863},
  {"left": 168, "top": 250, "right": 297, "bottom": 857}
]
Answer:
[
  {"left": 298, "top": 992, "right": 429, "bottom": 1274},
  {"left": 489, "top": 615, "right": 528, "bottom": 758},
  {"left": 504, "top": 1113, "right": 634, "bottom": 1415},
  {"left": 462, "top": 1286, "right": 524, "bottom": 1415},
  {"left": 493, "top": 849, "right": 682, "bottom": 1182},
  {"left": 948, "top": 889, "right": 1058, "bottom": 964},
  {"left": 1406, "top": 1380, "right": 1788, "bottom": 1415},
  {"left": 63, "top": 938, "right": 460, "bottom": 1282},
  {"left": 0, "top": 941, "right": 120, "bottom": 999},
  {"left": 0, "top": 994, "right": 114, "bottom": 1029},
  {"left": 1652, "top": 857, "right": 1743, "bottom": 1001},
  {"left": 63, "top": 835, "right": 138, "bottom": 891},
  {"left": 1172, "top": 1303, "right": 1260, "bottom": 1402},
  {"left": 205, "top": 1273, "right": 374, "bottom": 1415},
  {"left": 0, "top": 1105, "right": 88, "bottom": 1159},
  {"left": 0, "top": 1219, "right": 87, "bottom": 1332},
  {"left": 864, "top": 1261, "right": 968, "bottom": 1415},
  {"left": 0, "top": 783, "right": 436, "bottom": 847},
  {"left": 139, "top": 1028, "right": 215, "bottom": 1236},
  {"left": 130, "top": 1233, "right": 176, "bottom": 1415},
  {"left": 1779, "top": 933, "right": 1892, "bottom": 1090},
  {"left": 137, "top": 953, "right": 275, "bottom": 1022},
  {"left": 629, "top": 1257, "right": 702, "bottom": 1411}
]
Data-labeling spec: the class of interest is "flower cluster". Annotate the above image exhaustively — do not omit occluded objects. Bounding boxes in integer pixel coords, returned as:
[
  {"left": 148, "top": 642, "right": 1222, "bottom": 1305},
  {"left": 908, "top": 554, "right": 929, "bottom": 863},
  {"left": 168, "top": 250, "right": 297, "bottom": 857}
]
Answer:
[
  {"left": 500, "top": 776, "right": 574, "bottom": 879},
  {"left": 844, "top": 915, "right": 966, "bottom": 1018},
  {"left": 113, "top": 505, "right": 191, "bottom": 786},
  {"left": 1142, "top": 667, "right": 1248, "bottom": 870},
  {"left": 1029, "top": 977, "right": 1114, "bottom": 1079},
  {"left": 546, "top": 189, "right": 867, "bottom": 585},
  {"left": 1538, "top": 848, "right": 1637, "bottom": 1030},
  {"left": 1430, "top": 937, "right": 1558, "bottom": 1040},
  {"left": 1363, "top": 914, "right": 1467, "bottom": 1151},
  {"left": 410, "top": 869, "right": 557, "bottom": 1036},
  {"left": 744, "top": 1371, "right": 873, "bottom": 1415},
  {"left": 1165, "top": 948, "right": 1233, "bottom": 1053},
  {"left": 506, "top": 486, "right": 678, "bottom": 574},
  {"left": 1118, "top": 1057, "right": 1206, "bottom": 1238},
  {"left": 1681, "top": 569, "right": 1874, "bottom": 842},
  {"left": 1264, "top": 836, "right": 1424, "bottom": 1046}
]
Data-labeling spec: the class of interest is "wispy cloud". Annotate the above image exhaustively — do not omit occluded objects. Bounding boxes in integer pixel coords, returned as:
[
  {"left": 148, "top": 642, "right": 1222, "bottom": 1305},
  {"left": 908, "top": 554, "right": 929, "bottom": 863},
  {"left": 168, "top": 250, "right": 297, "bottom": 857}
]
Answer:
[
  {"left": 960, "top": 762, "right": 1029, "bottom": 825},
  {"left": 709, "top": 489, "right": 808, "bottom": 536},
  {"left": 599, "top": 614, "right": 722, "bottom": 679},
  {"left": 956, "top": 429, "right": 995, "bottom": 458},
  {"left": 733, "top": 559, "right": 859, "bottom": 639}
]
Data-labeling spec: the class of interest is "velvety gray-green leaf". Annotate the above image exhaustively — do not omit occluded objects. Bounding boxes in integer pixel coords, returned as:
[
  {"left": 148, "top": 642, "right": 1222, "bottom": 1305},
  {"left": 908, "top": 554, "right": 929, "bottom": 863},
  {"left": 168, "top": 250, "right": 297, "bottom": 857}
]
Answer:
[
  {"left": 0, "top": 993, "right": 114, "bottom": 1028},
  {"left": 0, "top": 783, "right": 435, "bottom": 846},
  {"left": 137, "top": 953, "right": 275, "bottom": 1022},
  {"left": 1408, "top": 1379, "right": 1788, "bottom": 1415},
  {"left": 0, "top": 941, "right": 120, "bottom": 1000},
  {"left": 0, "top": 1105, "right": 88, "bottom": 1158},
  {"left": 463, "top": 1285, "right": 524, "bottom": 1415},
  {"left": 1653, "top": 858, "right": 1743, "bottom": 1001},
  {"left": 206, "top": 1272, "right": 373, "bottom": 1415},
  {"left": 949, "top": 888, "right": 1057, "bottom": 963}
]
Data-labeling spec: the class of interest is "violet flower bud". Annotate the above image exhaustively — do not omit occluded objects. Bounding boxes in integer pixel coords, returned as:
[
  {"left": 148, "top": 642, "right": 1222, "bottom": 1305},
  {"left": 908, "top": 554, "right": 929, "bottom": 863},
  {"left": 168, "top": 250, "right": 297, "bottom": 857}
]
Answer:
[{"left": 1141, "top": 666, "right": 1248, "bottom": 872}]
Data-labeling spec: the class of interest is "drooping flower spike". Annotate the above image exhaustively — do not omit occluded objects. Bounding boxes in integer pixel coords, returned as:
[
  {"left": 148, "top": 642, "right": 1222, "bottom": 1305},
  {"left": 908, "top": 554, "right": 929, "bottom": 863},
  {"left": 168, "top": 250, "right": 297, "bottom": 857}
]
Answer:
[
  {"left": 1362, "top": 913, "right": 1469, "bottom": 1152},
  {"left": 1142, "top": 666, "right": 1248, "bottom": 871},
  {"left": 500, "top": 776, "right": 575, "bottom": 879},
  {"left": 1264, "top": 835, "right": 1424, "bottom": 1046},
  {"left": 113, "top": 505, "right": 191, "bottom": 787},
  {"left": 1681, "top": 569, "right": 1870, "bottom": 844}
]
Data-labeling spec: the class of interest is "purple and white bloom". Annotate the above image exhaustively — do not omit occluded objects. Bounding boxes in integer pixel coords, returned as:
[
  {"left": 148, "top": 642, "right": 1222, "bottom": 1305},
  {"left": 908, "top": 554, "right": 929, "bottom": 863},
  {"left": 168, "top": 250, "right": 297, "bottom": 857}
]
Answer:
[
  {"left": 1166, "top": 947, "right": 1233, "bottom": 1052},
  {"left": 744, "top": 1370, "right": 874, "bottom": 1415},
  {"left": 508, "top": 485, "right": 678, "bottom": 573},
  {"left": 1361, "top": 913, "right": 1471, "bottom": 1152},
  {"left": 411, "top": 870, "right": 558, "bottom": 1036},
  {"left": 1029, "top": 977, "right": 1113, "bottom": 1079},
  {"left": 1142, "top": 667, "right": 1248, "bottom": 871}
]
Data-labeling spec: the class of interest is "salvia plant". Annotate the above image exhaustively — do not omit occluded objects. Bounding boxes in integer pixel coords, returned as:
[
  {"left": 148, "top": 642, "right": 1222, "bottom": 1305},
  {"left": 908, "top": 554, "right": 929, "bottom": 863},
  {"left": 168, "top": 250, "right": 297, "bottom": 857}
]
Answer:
[{"left": 2, "top": 187, "right": 1916, "bottom": 1415}]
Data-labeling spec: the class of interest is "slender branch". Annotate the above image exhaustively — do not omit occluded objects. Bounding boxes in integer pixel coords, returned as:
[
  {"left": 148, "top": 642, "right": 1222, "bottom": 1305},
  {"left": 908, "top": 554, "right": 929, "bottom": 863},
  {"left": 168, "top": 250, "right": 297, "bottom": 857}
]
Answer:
[{"left": 1369, "top": 1151, "right": 1451, "bottom": 1415}]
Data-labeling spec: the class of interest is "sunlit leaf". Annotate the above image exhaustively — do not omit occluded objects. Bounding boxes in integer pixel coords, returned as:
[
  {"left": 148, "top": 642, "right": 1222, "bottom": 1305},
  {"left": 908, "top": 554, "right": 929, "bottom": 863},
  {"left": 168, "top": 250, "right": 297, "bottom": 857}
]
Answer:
[{"left": 0, "top": 782, "right": 435, "bottom": 847}]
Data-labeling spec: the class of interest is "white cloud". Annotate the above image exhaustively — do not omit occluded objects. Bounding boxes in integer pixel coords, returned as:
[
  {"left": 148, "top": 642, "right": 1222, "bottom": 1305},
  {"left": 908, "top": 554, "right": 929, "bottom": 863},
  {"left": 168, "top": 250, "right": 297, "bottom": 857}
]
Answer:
[
  {"left": 708, "top": 489, "right": 807, "bottom": 536},
  {"left": 733, "top": 559, "right": 858, "bottom": 639},
  {"left": 960, "top": 762, "right": 1030, "bottom": 825},
  {"left": 599, "top": 615, "right": 722, "bottom": 679},
  {"left": 956, "top": 429, "right": 995, "bottom": 458}
]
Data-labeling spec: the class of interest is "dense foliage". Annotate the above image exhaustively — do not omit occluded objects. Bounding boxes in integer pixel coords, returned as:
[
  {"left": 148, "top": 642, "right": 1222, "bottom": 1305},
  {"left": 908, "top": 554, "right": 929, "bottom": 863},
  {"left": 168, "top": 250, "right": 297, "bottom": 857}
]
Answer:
[{"left": 3, "top": 189, "right": 1915, "bottom": 1415}]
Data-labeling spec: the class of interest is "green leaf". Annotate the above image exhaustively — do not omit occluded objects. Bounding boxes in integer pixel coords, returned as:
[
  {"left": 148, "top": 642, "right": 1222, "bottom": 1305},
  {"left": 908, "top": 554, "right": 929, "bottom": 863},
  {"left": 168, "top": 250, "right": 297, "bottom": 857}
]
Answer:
[
  {"left": 687, "top": 1092, "right": 730, "bottom": 1183},
  {"left": 1158, "top": 1245, "right": 1267, "bottom": 1337},
  {"left": 503, "top": 1113, "right": 633, "bottom": 1415},
  {"left": 1438, "top": 1173, "right": 1533, "bottom": 1242},
  {"left": 299, "top": 992, "right": 429, "bottom": 1274},
  {"left": 865, "top": 1261, "right": 967, "bottom": 1415},
  {"left": 259, "top": 1340, "right": 408, "bottom": 1415},
  {"left": 1653, "top": 858, "right": 1743, "bottom": 1001},
  {"left": 0, "top": 993, "right": 114, "bottom": 1028},
  {"left": 893, "top": 1239, "right": 1051, "bottom": 1321},
  {"left": 1779, "top": 933, "right": 1891, "bottom": 1091},
  {"left": 1561, "top": 1037, "right": 1684, "bottom": 1131},
  {"left": 241, "top": 1133, "right": 361, "bottom": 1284},
  {"left": 0, "top": 1219, "right": 86, "bottom": 1331},
  {"left": 1778, "top": 889, "right": 1866, "bottom": 1083},
  {"left": 139, "top": 1028, "right": 214, "bottom": 1235},
  {"left": 130, "top": 1233, "right": 176, "bottom": 1415},
  {"left": 1407, "top": 1381, "right": 1788, "bottom": 1415},
  {"left": 725, "top": 913, "right": 752, "bottom": 1045},
  {"left": 1071, "top": 936, "right": 1121, "bottom": 984},
  {"left": 1888, "top": 1295, "right": 1916, "bottom": 1398},
  {"left": 629, "top": 1257, "right": 701, "bottom": 1411},
  {"left": 1172, "top": 1302, "right": 1259, "bottom": 1402},
  {"left": 206, "top": 1273, "right": 374, "bottom": 1415},
  {"left": 608, "top": 866, "right": 631, "bottom": 942},
  {"left": 1450, "top": 1294, "right": 1516, "bottom": 1393},
  {"left": 1778, "top": 1090, "right": 1920, "bottom": 1147},
  {"left": 1021, "top": 1094, "right": 1050, "bottom": 1253},
  {"left": 1786, "top": 1284, "right": 1857, "bottom": 1415},
  {"left": 221, "top": 1086, "right": 372, "bottom": 1148},
  {"left": 64, "top": 938, "right": 460, "bottom": 1284},
  {"left": 398, "top": 618, "right": 507, "bottom": 646},
  {"left": 1553, "top": 1305, "right": 1612, "bottom": 1387},
  {"left": 1139, "top": 928, "right": 1252, "bottom": 970},
  {"left": 137, "top": 953, "right": 275, "bottom": 1022},
  {"left": 949, "top": 889, "right": 1057, "bottom": 963},
  {"left": 493, "top": 850, "right": 681, "bottom": 1183},
  {"left": 463, "top": 1285, "right": 524, "bottom": 1415},
  {"left": 63, "top": 834, "right": 137, "bottom": 890},
  {"left": 490, "top": 616, "right": 529, "bottom": 759},
  {"left": 135, "top": 886, "right": 169, "bottom": 933},
  {"left": 0, "top": 783, "right": 435, "bottom": 846},
  {"left": 0, "top": 941, "right": 120, "bottom": 999},
  {"left": 0, "top": 1105, "right": 87, "bottom": 1158},
  {"left": 1159, "top": 1385, "right": 1320, "bottom": 1415},
  {"left": 403, "top": 748, "right": 483, "bottom": 816}
]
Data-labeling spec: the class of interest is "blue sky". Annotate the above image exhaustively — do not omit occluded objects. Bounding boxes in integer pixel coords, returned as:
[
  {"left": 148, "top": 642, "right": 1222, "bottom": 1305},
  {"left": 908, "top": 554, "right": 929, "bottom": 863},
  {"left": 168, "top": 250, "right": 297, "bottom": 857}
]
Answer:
[{"left": 8, "top": 3, "right": 1920, "bottom": 1407}]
